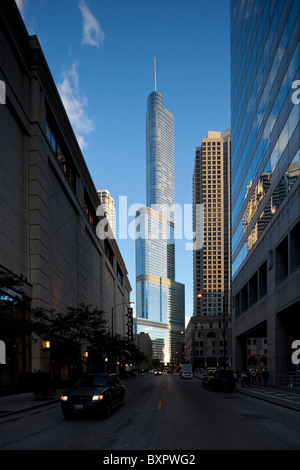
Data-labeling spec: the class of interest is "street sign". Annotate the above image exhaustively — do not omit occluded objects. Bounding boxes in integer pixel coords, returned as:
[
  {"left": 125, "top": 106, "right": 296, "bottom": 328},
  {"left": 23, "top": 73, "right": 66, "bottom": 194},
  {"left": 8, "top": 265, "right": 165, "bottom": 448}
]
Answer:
[{"left": 127, "top": 307, "right": 133, "bottom": 341}]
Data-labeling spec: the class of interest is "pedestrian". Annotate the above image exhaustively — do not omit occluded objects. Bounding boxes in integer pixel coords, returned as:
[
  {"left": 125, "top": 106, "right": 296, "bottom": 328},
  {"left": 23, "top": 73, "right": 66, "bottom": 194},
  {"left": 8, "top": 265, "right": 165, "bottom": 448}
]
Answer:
[
  {"left": 251, "top": 369, "right": 257, "bottom": 386},
  {"left": 247, "top": 370, "right": 251, "bottom": 387},
  {"left": 262, "top": 369, "right": 269, "bottom": 386},
  {"left": 256, "top": 369, "right": 262, "bottom": 387},
  {"left": 241, "top": 371, "right": 247, "bottom": 388}
]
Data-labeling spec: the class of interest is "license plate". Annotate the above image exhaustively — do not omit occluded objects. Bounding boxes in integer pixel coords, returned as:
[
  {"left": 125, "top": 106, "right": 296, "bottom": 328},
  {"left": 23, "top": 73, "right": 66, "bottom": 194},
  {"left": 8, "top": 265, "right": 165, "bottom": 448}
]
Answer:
[{"left": 74, "top": 405, "right": 83, "bottom": 410}]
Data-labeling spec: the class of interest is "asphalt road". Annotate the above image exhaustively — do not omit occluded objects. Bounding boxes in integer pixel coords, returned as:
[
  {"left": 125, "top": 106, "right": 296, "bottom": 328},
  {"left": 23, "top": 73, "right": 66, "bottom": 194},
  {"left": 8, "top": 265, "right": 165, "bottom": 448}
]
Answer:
[{"left": 0, "top": 373, "right": 300, "bottom": 451}]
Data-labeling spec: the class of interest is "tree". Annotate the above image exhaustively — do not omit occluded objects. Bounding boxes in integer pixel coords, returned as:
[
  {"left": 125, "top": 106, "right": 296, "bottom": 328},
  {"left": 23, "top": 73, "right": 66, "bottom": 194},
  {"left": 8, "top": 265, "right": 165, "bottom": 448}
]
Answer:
[
  {"left": 104, "top": 334, "right": 147, "bottom": 374},
  {"left": 152, "top": 358, "right": 161, "bottom": 369},
  {"left": 0, "top": 271, "right": 145, "bottom": 375},
  {"left": 30, "top": 303, "right": 108, "bottom": 350}
]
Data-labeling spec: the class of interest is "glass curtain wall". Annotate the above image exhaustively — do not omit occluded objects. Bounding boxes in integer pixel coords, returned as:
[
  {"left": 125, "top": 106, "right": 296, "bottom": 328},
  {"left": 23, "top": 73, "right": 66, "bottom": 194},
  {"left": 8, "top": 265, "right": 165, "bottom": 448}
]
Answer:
[
  {"left": 135, "top": 89, "right": 185, "bottom": 364},
  {"left": 231, "top": 0, "right": 300, "bottom": 277}
]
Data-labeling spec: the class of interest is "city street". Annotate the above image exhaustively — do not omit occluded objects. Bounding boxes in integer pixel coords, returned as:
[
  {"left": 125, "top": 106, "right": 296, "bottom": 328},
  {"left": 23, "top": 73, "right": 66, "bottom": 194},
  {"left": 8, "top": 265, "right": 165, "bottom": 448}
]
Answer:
[{"left": 0, "top": 373, "right": 300, "bottom": 451}]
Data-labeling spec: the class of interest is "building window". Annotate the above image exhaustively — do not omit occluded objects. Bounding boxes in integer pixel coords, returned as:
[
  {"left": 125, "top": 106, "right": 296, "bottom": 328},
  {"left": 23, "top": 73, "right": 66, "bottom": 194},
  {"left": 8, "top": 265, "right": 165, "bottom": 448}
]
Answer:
[
  {"left": 46, "top": 120, "right": 76, "bottom": 193},
  {"left": 117, "top": 264, "right": 123, "bottom": 285},
  {"left": 290, "top": 221, "right": 300, "bottom": 274},
  {"left": 249, "top": 272, "right": 258, "bottom": 307},
  {"left": 105, "top": 240, "right": 114, "bottom": 267},
  {"left": 241, "top": 283, "right": 248, "bottom": 313},
  {"left": 259, "top": 261, "right": 267, "bottom": 299},
  {"left": 84, "top": 191, "right": 97, "bottom": 232},
  {"left": 276, "top": 236, "right": 289, "bottom": 283}
]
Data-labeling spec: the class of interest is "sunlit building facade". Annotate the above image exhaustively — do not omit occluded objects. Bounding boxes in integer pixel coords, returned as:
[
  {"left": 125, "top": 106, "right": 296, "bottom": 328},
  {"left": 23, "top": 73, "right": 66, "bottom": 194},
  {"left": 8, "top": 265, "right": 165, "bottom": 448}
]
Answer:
[
  {"left": 97, "top": 189, "right": 115, "bottom": 237},
  {"left": 231, "top": 0, "right": 300, "bottom": 385},
  {"left": 135, "top": 84, "right": 185, "bottom": 365},
  {"left": 189, "top": 130, "right": 232, "bottom": 370},
  {"left": 193, "top": 130, "right": 231, "bottom": 317}
]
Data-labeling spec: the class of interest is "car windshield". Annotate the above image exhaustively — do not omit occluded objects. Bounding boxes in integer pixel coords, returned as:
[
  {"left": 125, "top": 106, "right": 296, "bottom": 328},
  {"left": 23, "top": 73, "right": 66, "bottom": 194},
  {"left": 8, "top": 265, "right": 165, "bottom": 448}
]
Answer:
[{"left": 76, "top": 375, "right": 109, "bottom": 387}]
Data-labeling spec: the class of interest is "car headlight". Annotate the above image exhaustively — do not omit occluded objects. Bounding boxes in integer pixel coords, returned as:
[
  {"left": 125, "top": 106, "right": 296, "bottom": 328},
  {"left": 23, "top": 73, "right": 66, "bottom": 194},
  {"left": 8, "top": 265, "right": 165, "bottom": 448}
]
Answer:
[
  {"left": 60, "top": 395, "right": 69, "bottom": 401},
  {"left": 92, "top": 394, "right": 104, "bottom": 401}
]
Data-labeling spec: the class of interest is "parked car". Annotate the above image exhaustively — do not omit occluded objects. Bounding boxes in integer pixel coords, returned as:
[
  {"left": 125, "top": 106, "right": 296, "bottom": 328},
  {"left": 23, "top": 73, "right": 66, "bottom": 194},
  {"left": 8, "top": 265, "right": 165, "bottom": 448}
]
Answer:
[
  {"left": 148, "top": 370, "right": 155, "bottom": 374},
  {"left": 202, "top": 369, "right": 236, "bottom": 392},
  {"left": 60, "top": 373, "right": 125, "bottom": 419}
]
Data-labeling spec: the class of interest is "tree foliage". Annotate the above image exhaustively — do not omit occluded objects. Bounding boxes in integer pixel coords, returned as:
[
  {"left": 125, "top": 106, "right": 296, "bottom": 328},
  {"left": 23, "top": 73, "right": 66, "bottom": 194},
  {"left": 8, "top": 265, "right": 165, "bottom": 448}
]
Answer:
[
  {"left": 0, "top": 271, "right": 145, "bottom": 368},
  {"left": 30, "top": 304, "right": 108, "bottom": 348}
]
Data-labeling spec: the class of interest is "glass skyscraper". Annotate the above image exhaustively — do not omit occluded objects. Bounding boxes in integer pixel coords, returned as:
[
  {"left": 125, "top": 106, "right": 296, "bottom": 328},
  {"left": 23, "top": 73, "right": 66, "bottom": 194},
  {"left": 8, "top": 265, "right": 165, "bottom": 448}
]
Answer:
[
  {"left": 231, "top": 0, "right": 300, "bottom": 384},
  {"left": 135, "top": 67, "right": 185, "bottom": 364},
  {"left": 231, "top": 0, "right": 299, "bottom": 277}
]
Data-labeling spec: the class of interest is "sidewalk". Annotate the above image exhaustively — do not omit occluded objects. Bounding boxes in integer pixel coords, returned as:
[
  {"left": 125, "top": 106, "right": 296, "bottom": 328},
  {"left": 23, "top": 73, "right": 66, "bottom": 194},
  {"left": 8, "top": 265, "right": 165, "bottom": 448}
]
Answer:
[
  {"left": 193, "top": 372, "right": 300, "bottom": 412},
  {"left": 0, "top": 391, "right": 62, "bottom": 418},
  {"left": 236, "top": 383, "right": 300, "bottom": 412}
]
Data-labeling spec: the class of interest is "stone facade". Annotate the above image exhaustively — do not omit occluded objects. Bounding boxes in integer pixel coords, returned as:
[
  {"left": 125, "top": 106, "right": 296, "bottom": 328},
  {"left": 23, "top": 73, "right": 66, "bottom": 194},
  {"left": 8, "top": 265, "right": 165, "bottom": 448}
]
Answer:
[
  {"left": 0, "top": 1, "right": 131, "bottom": 391},
  {"left": 185, "top": 314, "right": 232, "bottom": 371}
]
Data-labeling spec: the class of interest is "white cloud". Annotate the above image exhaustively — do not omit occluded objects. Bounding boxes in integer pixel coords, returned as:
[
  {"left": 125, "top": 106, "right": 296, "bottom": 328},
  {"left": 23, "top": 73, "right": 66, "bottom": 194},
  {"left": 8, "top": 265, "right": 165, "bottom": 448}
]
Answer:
[
  {"left": 78, "top": 0, "right": 105, "bottom": 47},
  {"left": 57, "top": 62, "right": 95, "bottom": 150},
  {"left": 15, "top": 0, "right": 27, "bottom": 16}
]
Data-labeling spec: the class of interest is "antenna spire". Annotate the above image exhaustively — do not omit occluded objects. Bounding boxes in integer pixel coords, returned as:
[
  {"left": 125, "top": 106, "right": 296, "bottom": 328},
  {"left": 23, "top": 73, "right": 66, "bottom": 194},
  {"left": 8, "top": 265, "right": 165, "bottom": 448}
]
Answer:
[{"left": 154, "top": 57, "right": 156, "bottom": 91}]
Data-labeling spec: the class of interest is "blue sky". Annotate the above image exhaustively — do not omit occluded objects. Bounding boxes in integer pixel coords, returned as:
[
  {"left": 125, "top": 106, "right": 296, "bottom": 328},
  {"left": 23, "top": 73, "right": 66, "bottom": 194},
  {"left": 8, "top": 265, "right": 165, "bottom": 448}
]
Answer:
[{"left": 16, "top": 0, "right": 231, "bottom": 325}]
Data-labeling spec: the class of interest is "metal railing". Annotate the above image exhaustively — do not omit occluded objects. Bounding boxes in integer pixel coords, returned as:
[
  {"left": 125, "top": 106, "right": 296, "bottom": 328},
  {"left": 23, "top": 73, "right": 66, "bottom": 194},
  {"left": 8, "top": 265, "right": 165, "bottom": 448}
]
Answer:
[{"left": 280, "top": 374, "right": 300, "bottom": 387}]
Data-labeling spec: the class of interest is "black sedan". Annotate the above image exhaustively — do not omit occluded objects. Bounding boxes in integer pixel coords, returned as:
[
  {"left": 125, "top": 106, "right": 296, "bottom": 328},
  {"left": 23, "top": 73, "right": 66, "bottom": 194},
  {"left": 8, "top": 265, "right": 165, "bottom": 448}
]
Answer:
[
  {"left": 60, "top": 373, "right": 125, "bottom": 419},
  {"left": 202, "top": 369, "right": 236, "bottom": 392}
]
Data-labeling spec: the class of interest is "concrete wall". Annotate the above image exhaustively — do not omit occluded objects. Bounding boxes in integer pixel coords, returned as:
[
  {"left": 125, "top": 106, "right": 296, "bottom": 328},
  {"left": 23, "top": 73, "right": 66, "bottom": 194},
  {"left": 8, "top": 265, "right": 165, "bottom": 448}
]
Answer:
[{"left": 232, "top": 181, "right": 300, "bottom": 385}]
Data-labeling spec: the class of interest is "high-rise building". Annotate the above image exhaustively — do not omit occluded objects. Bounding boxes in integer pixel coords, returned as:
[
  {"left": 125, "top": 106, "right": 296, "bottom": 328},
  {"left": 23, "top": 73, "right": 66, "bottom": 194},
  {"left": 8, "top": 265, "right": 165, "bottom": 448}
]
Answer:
[
  {"left": 231, "top": 0, "right": 300, "bottom": 385},
  {"left": 97, "top": 189, "right": 115, "bottom": 237},
  {"left": 134, "top": 61, "right": 185, "bottom": 364},
  {"left": 193, "top": 130, "right": 231, "bottom": 317},
  {"left": 188, "top": 130, "right": 232, "bottom": 369}
]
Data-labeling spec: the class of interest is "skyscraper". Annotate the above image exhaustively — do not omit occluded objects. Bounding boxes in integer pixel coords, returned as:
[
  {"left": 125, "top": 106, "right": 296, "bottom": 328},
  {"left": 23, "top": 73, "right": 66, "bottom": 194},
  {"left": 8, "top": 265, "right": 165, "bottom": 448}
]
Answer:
[
  {"left": 231, "top": 0, "right": 300, "bottom": 385},
  {"left": 134, "top": 61, "right": 185, "bottom": 364},
  {"left": 189, "top": 130, "right": 231, "bottom": 369},
  {"left": 193, "top": 130, "right": 231, "bottom": 317}
]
